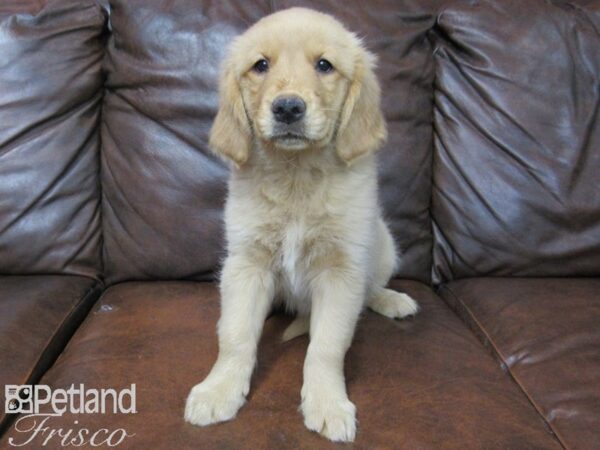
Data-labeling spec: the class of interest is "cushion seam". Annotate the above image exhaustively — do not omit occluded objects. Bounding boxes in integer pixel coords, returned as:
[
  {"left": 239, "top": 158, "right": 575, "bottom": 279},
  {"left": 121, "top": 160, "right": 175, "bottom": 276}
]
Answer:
[
  {"left": 0, "top": 280, "right": 104, "bottom": 436},
  {"left": 440, "top": 283, "right": 567, "bottom": 449}
]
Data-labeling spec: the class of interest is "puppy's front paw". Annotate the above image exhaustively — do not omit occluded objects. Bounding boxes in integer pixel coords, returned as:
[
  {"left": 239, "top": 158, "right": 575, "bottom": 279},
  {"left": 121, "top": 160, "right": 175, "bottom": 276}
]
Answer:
[
  {"left": 184, "top": 376, "right": 247, "bottom": 426},
  {"left": 301, "top": 391, "right": 356, "bottom": 442},
  {"left": 369, "top": 289, "right": 419, "bottom": 319}
]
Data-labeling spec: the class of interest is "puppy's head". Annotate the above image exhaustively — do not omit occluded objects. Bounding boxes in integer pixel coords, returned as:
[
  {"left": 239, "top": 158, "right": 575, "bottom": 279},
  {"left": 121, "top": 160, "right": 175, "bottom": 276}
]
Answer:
[{"left": 209, "top": 7, "right": 386, "bottom": 166}]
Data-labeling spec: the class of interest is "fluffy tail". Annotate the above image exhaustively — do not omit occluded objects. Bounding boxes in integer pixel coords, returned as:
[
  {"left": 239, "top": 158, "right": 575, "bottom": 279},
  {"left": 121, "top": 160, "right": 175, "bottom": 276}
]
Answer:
[{"left": 282, "top": 315, "right": 310, "bottom": 342}]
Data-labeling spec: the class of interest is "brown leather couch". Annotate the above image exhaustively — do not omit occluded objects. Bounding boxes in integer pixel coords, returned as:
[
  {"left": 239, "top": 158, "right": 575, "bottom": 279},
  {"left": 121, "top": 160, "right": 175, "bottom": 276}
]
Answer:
[{"left": 1, "top": 1, "right": 598, "bottom": 449}]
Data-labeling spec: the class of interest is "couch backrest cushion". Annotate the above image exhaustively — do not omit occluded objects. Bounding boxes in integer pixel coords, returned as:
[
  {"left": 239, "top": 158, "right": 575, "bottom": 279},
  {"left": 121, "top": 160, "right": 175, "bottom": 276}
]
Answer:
[
  {"left": 431, "top": 0, "right": 600, "bottom": 284},
  {"left": 101, "top": 0, "right": 436, "bottom": 284},
  {"left": 0, "top": 0, "right": 105, "bottom": 279}
]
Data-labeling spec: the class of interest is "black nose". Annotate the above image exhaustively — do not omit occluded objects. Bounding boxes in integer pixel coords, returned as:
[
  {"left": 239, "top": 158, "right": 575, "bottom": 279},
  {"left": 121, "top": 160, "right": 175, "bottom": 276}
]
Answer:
[{"left": 272, "top": 96, "right": 306, "bottom": 124}]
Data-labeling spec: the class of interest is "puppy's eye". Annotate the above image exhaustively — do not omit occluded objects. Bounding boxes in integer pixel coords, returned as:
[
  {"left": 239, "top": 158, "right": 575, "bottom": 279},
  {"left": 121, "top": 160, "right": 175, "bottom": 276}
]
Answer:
[
  {"left": 252, "top": 59, "right": 269, "bottom": 73},
  {"left": 316, "top": 58, "right": 334, "bottom": 73}
]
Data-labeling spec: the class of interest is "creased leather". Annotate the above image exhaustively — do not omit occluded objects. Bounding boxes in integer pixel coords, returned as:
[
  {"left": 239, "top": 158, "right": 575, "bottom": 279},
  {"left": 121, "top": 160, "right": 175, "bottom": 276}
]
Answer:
[
  {"left": 0, "top": 0, "right": 105, "bottom": 279},
  {"left": 0, "top": 280, "right": 560, "bottom": 449},
  {"left": 431, "top": 0, "right": 600, "bottom": 284},
  {"left": 0, "top": 275, "right": 101, "bottom": 434},
  {"left": 101, "top": 0, "right": 436, "bottom": 284},
  {"left": 440, "top": 278, "right": 600, "bottom": 450}
]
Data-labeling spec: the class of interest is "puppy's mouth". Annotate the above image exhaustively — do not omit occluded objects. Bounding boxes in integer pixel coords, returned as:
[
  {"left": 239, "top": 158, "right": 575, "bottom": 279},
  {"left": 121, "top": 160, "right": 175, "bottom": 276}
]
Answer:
[
  {"left": 274, "top": 132, "right": 308, "bottom": 142},
  {"left": 271, "top": 132, "right": 310, "bottom": 149}
]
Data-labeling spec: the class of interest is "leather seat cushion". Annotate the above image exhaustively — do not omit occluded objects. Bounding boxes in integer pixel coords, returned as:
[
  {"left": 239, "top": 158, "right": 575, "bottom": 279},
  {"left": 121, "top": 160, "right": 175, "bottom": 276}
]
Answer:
[
  {"left": 0, "top": 276, "right": 101, "bottom": 432},
  {"left": 440, "top": 278, "right": 600, "bottom": 449},
  {"left": 1, "top": 280, "right": 559, "bottom": 449}
]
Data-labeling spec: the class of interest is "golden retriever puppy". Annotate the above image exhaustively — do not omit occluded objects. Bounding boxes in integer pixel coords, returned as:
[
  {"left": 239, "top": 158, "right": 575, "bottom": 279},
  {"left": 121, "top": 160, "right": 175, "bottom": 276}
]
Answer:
[{"left": 185, "top": 7, "right": 419, "bottom": 442}]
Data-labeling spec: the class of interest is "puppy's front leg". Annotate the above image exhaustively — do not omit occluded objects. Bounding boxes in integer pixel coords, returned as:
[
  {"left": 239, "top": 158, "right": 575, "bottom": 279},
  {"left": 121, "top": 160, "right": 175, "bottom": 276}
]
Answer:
[
  {"left": 301, "top": 270, "right": 364, "bottom": 442},
  {"left": 185, "top": 255, "right": 274, "bottom": 426}
]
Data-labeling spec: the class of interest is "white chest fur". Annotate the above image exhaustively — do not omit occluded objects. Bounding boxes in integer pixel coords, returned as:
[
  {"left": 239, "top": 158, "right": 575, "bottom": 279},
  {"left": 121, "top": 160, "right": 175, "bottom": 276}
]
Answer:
[{"left": 225, "top": 152, "right": 378, "bottom": 312}]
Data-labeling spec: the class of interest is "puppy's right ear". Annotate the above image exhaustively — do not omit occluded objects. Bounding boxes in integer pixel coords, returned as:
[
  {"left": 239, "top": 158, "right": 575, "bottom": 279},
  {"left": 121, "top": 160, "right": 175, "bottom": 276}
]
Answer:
[{"left": 209, "top": 61, "right": 252, "bottom": 167}]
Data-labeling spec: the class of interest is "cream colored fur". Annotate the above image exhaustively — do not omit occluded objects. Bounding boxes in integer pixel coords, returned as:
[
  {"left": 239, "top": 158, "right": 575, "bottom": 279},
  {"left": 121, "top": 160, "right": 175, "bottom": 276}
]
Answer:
[{"left": 184, "top": 7, "right": 419, "bottom": 442}]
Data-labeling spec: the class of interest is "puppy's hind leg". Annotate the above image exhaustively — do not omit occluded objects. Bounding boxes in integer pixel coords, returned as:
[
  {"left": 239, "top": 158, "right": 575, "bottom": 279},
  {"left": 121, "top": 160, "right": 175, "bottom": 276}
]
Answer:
[
  {"left": 369, "top": 287, "right": 419, "bottom": 319},
  {"left": 367, "top": 219, "right": 419, "bottom": 319}
]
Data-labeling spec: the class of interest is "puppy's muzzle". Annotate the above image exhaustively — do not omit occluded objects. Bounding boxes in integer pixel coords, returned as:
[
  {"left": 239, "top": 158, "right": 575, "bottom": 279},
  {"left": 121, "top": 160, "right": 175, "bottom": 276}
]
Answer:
[{"left": 272, "top": 95, "right": 306, "bottom": 124}]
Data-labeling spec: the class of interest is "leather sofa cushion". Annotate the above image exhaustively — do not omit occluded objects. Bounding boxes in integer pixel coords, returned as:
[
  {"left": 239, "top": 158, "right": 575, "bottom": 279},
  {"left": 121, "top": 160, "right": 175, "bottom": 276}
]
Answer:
[
  {"left": 0, "top": 0, "right": 105, "bottom": 279},
  {"left": 440, "top": 278, "right": 600, "bottom": 450},
  {"left": 0, "top": 276, "right": 101, "bottom": 433},
  {"left": 100, "top": 0, "right": 436, "bottom": 284},
  {"left": 431, "top": 0, "right": 600, "bottom": 283},
  {"left": 1, "top": 280, "right": 559, "bottom": 448}
]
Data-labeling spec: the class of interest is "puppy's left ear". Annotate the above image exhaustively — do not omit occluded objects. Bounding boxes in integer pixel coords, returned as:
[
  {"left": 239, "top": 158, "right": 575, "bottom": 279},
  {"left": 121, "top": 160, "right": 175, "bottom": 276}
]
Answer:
[{"left": 336, "top": 49, "right": 387, "bottom": 164}]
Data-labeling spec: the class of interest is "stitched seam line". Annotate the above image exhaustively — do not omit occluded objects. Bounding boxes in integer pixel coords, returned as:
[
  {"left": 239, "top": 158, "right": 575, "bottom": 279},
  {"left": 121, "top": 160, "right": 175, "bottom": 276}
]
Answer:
[
  {"left": 440, "top": 283, "right": 567, "bottom": 450},
  {"left": 0, "top": 280, "right": 103, "bottom": 437}
]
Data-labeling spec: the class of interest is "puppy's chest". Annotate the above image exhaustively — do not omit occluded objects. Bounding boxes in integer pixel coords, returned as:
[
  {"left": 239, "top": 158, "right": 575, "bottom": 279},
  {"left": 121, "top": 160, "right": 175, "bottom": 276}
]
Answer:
[
  {"left": 262, "top": 200, "right": 330, "bottom": 271},
  {"left": 268, "top": 215, "right": 325, "bottom": 305},
  {"left": 255, "top": 176, "right": 339, "bottom": 289}
]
